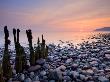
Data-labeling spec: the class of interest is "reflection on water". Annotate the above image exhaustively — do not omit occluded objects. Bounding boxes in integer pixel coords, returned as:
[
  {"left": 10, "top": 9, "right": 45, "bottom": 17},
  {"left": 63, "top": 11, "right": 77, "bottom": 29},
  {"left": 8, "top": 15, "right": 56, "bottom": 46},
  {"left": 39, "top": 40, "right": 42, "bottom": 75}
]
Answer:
[{"left": 0, "top": 31, "right": 109, "bottom": 47}]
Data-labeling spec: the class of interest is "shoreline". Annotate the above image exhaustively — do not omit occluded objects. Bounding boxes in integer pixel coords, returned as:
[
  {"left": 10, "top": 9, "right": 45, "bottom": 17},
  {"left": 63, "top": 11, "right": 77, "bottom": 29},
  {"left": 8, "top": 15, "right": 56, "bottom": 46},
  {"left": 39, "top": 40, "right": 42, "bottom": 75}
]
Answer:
[{"left": 0, "top": 33, "right": 110, "bottom": 82}]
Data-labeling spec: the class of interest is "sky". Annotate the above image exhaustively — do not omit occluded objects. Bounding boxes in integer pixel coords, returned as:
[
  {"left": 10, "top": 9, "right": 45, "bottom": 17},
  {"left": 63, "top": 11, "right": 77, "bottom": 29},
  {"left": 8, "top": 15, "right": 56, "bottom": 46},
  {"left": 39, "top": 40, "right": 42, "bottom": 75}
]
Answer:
[{"left": 0, "top": 0, "right": 110, "bottom": 32}]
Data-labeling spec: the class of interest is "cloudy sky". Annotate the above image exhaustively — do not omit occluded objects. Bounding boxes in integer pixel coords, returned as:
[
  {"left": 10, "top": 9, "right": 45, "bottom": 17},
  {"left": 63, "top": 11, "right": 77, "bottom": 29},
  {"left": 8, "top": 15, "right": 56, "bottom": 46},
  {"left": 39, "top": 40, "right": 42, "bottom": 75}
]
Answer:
[{"left": 0, "top": 0, "right": 110, "bottom": 31}]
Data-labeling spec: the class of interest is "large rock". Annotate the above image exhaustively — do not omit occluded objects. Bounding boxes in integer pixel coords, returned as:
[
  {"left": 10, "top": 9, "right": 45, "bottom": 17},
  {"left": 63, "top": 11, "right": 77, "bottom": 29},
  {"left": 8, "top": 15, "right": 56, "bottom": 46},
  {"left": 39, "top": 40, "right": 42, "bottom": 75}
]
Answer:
[
  {"left": 36, "top": 58, "right": 45, "bottom": 65},
  {"left": 28, "top": 65, "right": 41, "bottom": 72}
]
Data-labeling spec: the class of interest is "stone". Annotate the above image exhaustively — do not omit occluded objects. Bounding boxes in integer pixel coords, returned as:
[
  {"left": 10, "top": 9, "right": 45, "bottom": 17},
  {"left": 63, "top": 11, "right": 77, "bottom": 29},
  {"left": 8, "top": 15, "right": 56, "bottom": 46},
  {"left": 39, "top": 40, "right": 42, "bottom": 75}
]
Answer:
[
  {"left": 43, "top": 76, "right": 48, "bottom": 80},
  {"left": 71, "top": 71, "right": 79, "bottom": 78},
  {"left": 27, "top": 60, "right": 30, "bottom": 67},
  {"left": 79, "top": 74, "right": 86, "bottom": 80},
  {"left": 33, "top": 76, "right": 39, "bottom": 81},
  {"left": 12, "top": 69, "right": 16, "bottom": 75},
  {"left": 24, "top": 78, "right": 32, "bottom": 82},
  {"left": 48, "top": 69, "right": 58, "bottom": 80},
  {"left": 20, "top": 73, "right": 25, "bottom": 81},
  {"left": 71, "top": 64, "right": 78, "bottom": 70},
  {"left": 66, "top": 58, "right": 73, "bottom": 64},
  {"left": 28, "top": 65, "right": 41, "bottom": 72},
  {"left": 105, "top": 68, "right": 110, "bottom": 72},
  {"left": 47, "top": 56, "right": 54, "bottom": 62},
  {"left": 43, "top": 64, "right": 50, "bottom": 69},
  {"left": 49, "top": 80, "right": 55, "bottom": 82},
  {"left": 36, "top": 58, "right": 45, "bottom": 65},
  {"left": 33, "top": 81, "right": 40, "bottom": 82},
  {"left": 86, "top": 69, "right": 94, "bottom": 75},
  {"left": 56, "top": 65, "right": 66, "bottom": 71},
  {"left": 90, "top": 61, "right": 98, "bottom": 65},
  {"left": 98, "top": 76, "right": 109, "bottom": 82},
  {"left": 82, "top": 65, "right": 91, "bottom": 70},
  {"left": 8, "top": 78, "right": 12, "bottom": 82},
  {"left": 48, "top": 69, "right": 62, "bottom": 80},
  {"left": 61, "top": 56, "right": 67, "bottom": 60},
  {"left": 40, "top": 70, "right": 46, "bottom": 76},
  {"left": 63, "top": 76, "right": 71, "bottom": 81},
  {"left": 105, "top": 54, "right": 110, "bottom": 59},
  {"left": 30, "top": 72, "right": 34, "bottom": 78}
]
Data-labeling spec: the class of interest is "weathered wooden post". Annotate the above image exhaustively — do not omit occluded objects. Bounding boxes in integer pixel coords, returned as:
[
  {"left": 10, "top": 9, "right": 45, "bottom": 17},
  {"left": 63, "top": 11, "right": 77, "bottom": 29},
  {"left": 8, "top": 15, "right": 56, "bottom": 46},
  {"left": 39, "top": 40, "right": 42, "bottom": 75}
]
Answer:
[
  {"left": 13, "top": 28, "right": 16, "bottom": 44},
  {"left": 13, "top": 28, "right": 21, "bottom": 73},
  {"left": 20, "top": 46, "right": 27, "bottom": 70},
  {"left": 45, "top": 45, "right": 48, "bottom": 58},
  {"left": 2, "top": 26, "right": 12, "bottom": 80},
  {"left": 0, "top": 64, "right": 5, "bottom": 82},
  {"left": 35, "top": 37, "right": 40, "bottom": 60},
  {"left": 41, "top": 34, "right": 46, "bottom": 58},
  {"left": 26, "top": 29, "right": 35, "bottom": 66},
  {"left": 17, "top": 29, "right": 20, "bottom": 43},
  {"left": 13, "top": 28, "right": 26, "bottom": 73}
]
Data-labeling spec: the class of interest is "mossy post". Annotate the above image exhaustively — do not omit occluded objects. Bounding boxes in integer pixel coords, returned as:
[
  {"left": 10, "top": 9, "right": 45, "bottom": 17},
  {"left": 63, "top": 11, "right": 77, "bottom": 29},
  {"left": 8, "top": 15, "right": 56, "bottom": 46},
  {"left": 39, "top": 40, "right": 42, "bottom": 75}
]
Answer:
[
  {"left": 17, "top": 29, "right": 20, "bottom": 43},
  {"left": 0, "top": 64, "right": 5, "bottom": 82},
  {"left": 2, "top": 26, "right": 12, "bottom": 80},
  {"left": 26, "top": 29, "right": 35, "bottom": 66},
  {"left": 20, "top": 46, "right": 27, "bottom": 70},
  {"left": 35, "top": 37, "right": 40, "bottom": 60},
  {"left": 41, "top": 34, "right": 45, "bottom": 58},
  {"left": 13, "top": 28, "right": 16, "bottom": 44},
  {"left": 13, "top": 28, "right": 26, "bottom": 73},
  {"left": 45, "top": 45, "right": 48, "bottom": 58}
]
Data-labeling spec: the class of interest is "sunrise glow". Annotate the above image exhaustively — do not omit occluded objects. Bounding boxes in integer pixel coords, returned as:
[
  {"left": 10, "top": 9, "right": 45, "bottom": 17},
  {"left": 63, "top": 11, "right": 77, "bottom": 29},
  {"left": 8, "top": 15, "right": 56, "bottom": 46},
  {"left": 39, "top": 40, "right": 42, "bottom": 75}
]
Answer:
[{"left": 0, "top": 0, "right": 110, "bottom": 31}]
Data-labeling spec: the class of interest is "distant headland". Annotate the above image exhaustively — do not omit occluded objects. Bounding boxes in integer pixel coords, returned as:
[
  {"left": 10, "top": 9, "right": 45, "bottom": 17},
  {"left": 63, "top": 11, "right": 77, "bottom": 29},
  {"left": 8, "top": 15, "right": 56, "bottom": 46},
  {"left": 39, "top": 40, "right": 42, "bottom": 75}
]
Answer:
[{"left": 95, "top": 27, "right": 110, "bottom": 31}]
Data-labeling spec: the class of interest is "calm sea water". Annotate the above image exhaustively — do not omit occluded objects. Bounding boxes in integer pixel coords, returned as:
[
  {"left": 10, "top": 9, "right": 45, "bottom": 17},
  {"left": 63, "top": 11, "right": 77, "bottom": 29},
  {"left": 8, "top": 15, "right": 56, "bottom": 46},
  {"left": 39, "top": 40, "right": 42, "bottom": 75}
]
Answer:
[{"left": 0, "top": 31, "right": 109, "bottom": 48}]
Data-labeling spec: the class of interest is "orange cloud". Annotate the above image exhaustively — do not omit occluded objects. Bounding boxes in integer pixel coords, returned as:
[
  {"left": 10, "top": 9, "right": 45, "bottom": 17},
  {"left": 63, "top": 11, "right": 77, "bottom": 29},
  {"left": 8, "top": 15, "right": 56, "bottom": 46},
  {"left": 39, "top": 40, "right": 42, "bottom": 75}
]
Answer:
[{"left": 48, "top": 17, "right": 110, "bottom": 31}]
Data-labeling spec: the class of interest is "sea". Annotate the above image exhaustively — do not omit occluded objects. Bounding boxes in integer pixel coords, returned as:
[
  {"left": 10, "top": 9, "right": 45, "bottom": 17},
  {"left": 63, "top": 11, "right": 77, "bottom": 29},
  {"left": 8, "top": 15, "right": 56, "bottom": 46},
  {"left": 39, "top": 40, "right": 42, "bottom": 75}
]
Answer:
[{"left": 0, "top": 31, "right": 109, "bottom": 49}]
